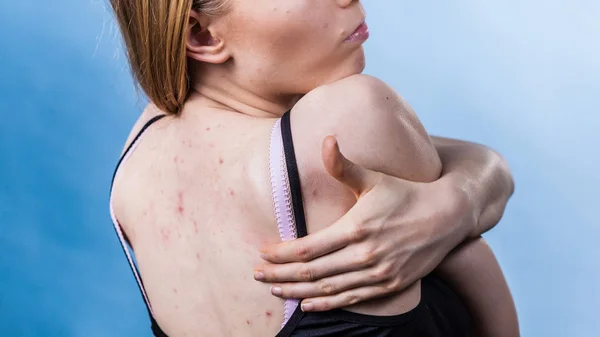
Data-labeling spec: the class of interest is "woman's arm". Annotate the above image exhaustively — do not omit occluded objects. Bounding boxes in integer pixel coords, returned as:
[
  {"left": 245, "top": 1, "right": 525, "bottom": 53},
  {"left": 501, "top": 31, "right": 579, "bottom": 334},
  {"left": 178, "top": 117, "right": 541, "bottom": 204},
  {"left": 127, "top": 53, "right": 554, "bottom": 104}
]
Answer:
[
  {"left": 432, "top": 136, "right": 515, "bottom": 238},
  {"left": 256, "top": 78, "right": 515, "bottom": 307},
  {"left": 436, "top": 237, "right": 520, "bottom": 337}
]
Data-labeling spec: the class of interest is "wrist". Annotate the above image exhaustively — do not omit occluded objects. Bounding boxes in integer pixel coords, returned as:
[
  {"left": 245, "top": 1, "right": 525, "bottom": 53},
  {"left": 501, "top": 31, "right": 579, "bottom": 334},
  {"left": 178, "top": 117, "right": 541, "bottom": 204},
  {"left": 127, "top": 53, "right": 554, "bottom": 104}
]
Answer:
[{"left": 436, "top": 172, "right": 481, "bottom": 240}]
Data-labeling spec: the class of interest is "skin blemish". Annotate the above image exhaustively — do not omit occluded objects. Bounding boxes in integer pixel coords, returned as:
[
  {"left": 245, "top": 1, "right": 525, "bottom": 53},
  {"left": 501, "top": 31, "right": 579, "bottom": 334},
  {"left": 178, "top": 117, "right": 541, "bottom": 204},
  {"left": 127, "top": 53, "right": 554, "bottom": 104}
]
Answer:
[
  {"left": 174, "top": 156, "right": 178, "bottom": 163},
  {"left": 219, "top": 158, "right": 224, "bottom": 165},
  {"left": 323, "top": 22, "right": 329, "bottom": 29},
  {"left": 206, "top": 127, "right": 211, "bottom": 131},
  {"left": 312, "top": 189, "right": 319, "bottom": 197},
  {"left": 193, "top": 220, "right": 199, "bottom": 234},
  {"left": 161, "top": 228, "right": 171, "bottom": 243},
  {"left": 173, "top": 288, "right": 178, "bottom": 294},
  {"left": 196, "top": 253, "right": 201, "bottom": 260},
  {"left": 265, "top": 311, "right": 272, "bottom": 317},
  {"left": 246, "top": 320, "right": 252, "bottom": 325},
  {"left": 177, "top": 192, "right": 185, "bottom": 214},
  {"left": 229, "top": 189, "right": 235, "bottom": 197}
]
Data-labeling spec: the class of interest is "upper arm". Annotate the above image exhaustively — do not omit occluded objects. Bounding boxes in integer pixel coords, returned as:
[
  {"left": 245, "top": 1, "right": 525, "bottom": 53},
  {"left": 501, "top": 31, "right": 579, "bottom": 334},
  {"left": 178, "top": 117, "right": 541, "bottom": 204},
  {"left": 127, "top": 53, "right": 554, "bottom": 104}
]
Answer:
[
  {"left": 288, "top": 74, "right": 442, "bottom": 230},
  {"left": 290, "top": 74, "right": 441, "bottom": 184}
]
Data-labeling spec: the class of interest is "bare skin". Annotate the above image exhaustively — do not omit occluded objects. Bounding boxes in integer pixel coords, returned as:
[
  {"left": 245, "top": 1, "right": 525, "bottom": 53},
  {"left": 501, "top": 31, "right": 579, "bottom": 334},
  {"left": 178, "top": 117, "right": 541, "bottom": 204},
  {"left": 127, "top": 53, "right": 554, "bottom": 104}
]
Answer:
[
  {"left": 110, "top": 0, "right": 518, "bottom": 336},
  {"left": 113, "top": 75, "right": 518, "bottom": 336}
]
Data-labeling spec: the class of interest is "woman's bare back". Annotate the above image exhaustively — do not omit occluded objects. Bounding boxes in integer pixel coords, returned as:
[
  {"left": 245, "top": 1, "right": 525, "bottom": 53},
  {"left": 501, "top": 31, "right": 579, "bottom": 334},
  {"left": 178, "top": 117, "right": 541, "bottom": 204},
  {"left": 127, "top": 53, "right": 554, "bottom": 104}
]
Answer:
[
  {"left": 112, "top": 75, "right": 452, "bottom": 336},
  {"left": 112, "top": 102, "right": 290, "bottom": 336}
]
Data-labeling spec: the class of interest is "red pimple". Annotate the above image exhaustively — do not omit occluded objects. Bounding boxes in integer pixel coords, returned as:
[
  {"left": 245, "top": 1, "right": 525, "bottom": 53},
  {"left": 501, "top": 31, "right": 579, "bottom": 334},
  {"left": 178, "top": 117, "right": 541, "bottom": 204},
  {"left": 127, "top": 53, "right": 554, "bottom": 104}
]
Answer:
[
  {"left": 219, "top": 158, "right": 224, "bottom": 165},
  {"left": 265, "top": 311, "right": 272, "bottom": 317},
  {"left": 177, "top": 192, "right": 185, "bottom": 214}
]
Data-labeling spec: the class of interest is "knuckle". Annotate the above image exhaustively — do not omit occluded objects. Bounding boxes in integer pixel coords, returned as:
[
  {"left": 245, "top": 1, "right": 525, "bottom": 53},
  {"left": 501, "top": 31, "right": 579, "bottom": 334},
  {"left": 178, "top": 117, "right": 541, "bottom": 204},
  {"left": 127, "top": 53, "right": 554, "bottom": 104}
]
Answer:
[
  {"left": 344, "top": 293, "right": 361, "bottom": 306},
  {"left": 349, "top": 223, "right": 369, "bottom": 242},
  {"left": 298, "top": 266, "right": 315, "bottom": 281},
  {"left": 295, "top": 245, "right": 313, "bottom": 262},
  {"left": 318, "top": 279, "right": 336, "bottom": 295},
  {"left": 318, "top": 301, "right": 332, "bottom": 311},
  {"left": 386, "top": 277, "right": 403, "bottom": 292},
  {"left": 371, "top": 263, "right": 394, "bottom": 281},
  {"left": 357, "top": 246, "right": 378, "bottom": 267}
]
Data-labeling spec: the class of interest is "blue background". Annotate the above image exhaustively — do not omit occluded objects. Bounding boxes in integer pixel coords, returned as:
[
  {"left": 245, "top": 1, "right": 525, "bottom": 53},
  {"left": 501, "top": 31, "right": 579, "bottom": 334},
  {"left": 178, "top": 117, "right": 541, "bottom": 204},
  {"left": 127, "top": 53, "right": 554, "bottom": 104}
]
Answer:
[{"left": 1, "top": 1, "right": 598, "bottom": 336}]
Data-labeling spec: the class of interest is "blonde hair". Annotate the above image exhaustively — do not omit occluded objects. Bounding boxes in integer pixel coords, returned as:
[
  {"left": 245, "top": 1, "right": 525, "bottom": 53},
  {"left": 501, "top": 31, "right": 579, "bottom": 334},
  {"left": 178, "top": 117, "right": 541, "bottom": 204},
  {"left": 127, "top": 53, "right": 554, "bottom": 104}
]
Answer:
[{"left": 110, "top": 0, "right": 229, "bottom": 114}]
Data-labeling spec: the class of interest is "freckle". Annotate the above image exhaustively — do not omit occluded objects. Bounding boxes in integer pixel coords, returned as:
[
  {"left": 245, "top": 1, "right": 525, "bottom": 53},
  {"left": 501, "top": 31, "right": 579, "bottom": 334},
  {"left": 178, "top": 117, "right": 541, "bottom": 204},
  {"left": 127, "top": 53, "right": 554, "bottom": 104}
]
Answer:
[
  {"left": 229, "top": 189, "right": 235, "bottom": 197},
  {"left": 386, "top": 96, "right": 390, "bottom": 100},
  {"left": 312, "top": 189, "right": 319, "bottom": 197},
  {"left": 219, "top": 158, "right": 224, "bottom": 164},
  {"left": 173, "top": 288, "right": 178, "bottom": 294},
  {"left": 196, "top": 253, "right": 201, "bottom": 260},
  {"left": 206, "top": 127, "right": 211, "bottom": 131},
  {"left": 246, "top": 320, "right": 252, "bottom": 325},
  {"left": 265, "top": 311, "right": 272, "bottom": 317},
  {"left": 323, "top": 22, "right": 329, "bottom": 29}
]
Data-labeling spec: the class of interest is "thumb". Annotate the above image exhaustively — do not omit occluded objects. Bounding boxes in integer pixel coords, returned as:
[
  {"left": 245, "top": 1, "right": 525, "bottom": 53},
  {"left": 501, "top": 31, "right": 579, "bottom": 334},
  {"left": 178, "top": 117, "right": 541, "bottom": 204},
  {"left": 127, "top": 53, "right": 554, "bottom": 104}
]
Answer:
[{"left": 321, "top": 136, "right": 380, "bottom": 198}]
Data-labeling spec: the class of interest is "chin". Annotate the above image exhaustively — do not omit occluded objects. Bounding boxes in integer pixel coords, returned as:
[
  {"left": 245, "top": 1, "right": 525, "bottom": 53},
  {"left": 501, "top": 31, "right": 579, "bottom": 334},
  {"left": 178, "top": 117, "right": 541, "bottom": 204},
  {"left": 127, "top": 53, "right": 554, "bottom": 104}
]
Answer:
[{"left": 328, "top": 50, "right": 367, "bottom": 84}]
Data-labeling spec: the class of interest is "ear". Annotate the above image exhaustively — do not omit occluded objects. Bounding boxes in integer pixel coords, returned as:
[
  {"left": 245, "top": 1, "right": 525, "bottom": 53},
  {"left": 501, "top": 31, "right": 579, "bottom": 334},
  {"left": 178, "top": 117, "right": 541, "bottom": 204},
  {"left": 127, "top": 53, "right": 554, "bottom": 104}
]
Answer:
[{"left": 186, "top": 10, "right": 231, "bottom": 64}]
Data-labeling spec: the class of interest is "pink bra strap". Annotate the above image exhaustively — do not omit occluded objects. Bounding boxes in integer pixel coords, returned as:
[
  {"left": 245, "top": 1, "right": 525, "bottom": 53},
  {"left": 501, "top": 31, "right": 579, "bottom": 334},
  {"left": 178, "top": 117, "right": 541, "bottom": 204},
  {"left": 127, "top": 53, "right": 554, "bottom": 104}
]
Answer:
[{"left": 269, "top": 119, "right": 300, "bottom": 326}]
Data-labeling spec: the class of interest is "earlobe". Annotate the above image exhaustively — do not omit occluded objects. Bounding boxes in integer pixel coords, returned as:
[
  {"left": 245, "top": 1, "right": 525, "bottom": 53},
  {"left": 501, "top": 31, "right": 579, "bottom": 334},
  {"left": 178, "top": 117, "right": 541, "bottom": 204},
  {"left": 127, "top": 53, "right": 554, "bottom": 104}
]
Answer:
[{"left": 186, "top": 17, "right": 230, "bottom": 64}]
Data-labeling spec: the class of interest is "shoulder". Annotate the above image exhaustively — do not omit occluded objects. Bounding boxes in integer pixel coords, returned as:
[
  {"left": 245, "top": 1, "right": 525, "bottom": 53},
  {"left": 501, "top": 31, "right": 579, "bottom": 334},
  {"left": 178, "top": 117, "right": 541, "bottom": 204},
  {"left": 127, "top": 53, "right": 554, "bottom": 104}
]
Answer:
[
  {"left": 119, "top": 104, "right": 169, "bottom": 156},
  {"left": 289, "top": 74, "right": 441, "bottom": 182}
]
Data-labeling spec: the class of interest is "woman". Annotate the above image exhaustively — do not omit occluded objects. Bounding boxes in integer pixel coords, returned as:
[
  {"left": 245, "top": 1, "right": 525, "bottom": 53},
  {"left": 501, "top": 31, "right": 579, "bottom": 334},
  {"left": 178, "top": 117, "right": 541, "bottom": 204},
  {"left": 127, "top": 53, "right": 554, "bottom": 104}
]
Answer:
[{"left": 109, "top": 0, "right": 517, "bottom": 336}]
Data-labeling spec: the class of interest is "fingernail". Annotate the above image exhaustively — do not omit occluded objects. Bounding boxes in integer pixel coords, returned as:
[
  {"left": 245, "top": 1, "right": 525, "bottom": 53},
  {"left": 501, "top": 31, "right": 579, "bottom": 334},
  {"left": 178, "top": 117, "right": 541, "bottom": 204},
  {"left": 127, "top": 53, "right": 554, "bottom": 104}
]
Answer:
[
  {"left": 270, "top": 286, "right": 283, "bottom": 296},
  {"left": 301, "top": 302, "right": 314, "bottom": 312},
  {"left": 254, "top": 271, "right": 265, "bottom": 281}
]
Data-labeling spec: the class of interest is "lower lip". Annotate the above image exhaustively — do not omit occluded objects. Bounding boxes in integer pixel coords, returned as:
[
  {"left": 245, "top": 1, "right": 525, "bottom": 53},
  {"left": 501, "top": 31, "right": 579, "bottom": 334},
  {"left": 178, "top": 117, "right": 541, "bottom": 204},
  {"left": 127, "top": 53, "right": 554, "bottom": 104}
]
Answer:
[{"left": 345, "top": 22, "right": 370, "bottom": 43}]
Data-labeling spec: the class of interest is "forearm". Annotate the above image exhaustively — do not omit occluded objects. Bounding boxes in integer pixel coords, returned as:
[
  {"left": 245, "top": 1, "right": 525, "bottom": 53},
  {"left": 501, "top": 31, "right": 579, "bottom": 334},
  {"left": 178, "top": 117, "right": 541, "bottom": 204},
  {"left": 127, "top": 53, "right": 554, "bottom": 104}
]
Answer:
[
  {"left": 435, "top": 237, "right": 520, "bottom": 337},
  {"left": 432, "top": 136, "right": 515, "bottom": 238}
]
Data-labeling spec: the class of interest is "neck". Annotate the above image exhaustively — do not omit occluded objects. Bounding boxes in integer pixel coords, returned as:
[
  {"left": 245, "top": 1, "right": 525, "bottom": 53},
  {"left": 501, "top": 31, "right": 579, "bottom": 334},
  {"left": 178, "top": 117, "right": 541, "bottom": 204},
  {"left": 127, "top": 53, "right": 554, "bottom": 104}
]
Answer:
[{"left": 190, "top": 64, "right": 302, "bottom": 118}]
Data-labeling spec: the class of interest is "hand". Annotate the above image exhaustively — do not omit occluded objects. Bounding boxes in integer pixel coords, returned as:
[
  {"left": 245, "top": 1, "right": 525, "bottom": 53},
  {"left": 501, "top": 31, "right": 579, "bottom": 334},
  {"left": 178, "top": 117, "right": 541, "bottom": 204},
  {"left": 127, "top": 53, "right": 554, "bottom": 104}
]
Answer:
[{"left": 254, "top": 136, "right": 474, "bottom": 312}]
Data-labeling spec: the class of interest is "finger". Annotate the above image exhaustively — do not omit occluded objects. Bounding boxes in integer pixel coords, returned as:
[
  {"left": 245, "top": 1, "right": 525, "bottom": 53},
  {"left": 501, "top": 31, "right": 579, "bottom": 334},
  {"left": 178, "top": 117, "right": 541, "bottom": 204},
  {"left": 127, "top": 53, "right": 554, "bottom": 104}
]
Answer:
[
  {"left": 321, "top": 136, "right": 380, "bottom": 198},
  {"left": 300, "top": 284, "right": 394, "bottom": 312},
  {"left": 260, "top": 216, "right": 357, "bottom": 263},
  {"left": 257, "top": 243, "right": 378, "bottom": 283},
  {"left": 269, "top": 267, "right": 389, "bottom": 299}
]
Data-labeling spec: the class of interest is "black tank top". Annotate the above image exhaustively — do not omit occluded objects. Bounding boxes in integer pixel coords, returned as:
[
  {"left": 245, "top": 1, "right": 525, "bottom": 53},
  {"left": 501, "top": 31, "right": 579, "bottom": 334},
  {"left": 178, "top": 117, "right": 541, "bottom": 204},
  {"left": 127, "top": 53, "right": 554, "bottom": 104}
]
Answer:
[{"left": 109, "top": 111, "right": 472, "bottom": 337}]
